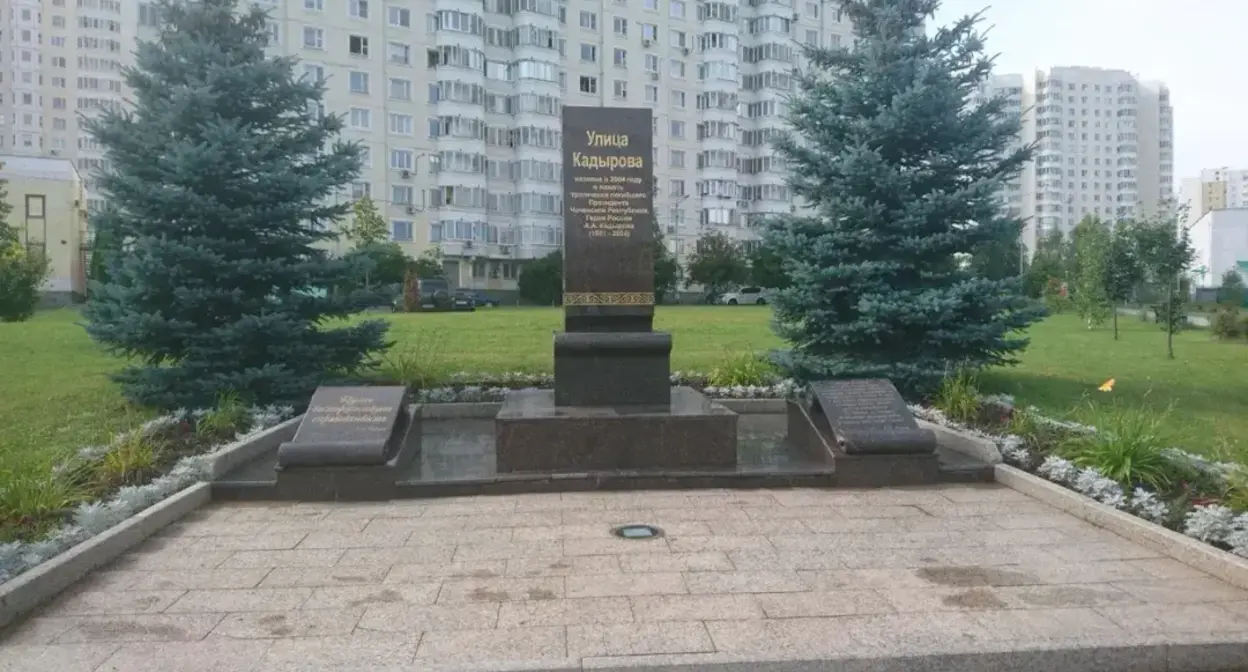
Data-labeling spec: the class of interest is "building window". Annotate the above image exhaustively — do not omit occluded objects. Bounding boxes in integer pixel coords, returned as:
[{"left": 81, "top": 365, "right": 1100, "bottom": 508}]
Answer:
[
  {"left": 389, "top": 78, "right": 412, "bottom": 100},
  {"left": 613, "top": 17, "right": 627, "bottom": 36},
  {"left": 304, "top": 0, "right": 323, "bottom": 9},
  {"left": 389, "top": 113, "right": 413, "bottom": 135},
  {"left": 302, "top": 27, "right": 323, "bottom": 49},
  {"left": 349, "top": 0, "right": 368, "bottom": 19},
  {"left": 670, "top": 0, "right": 685, "bottom": 18},
  {"left": 389, "top": 6, "right": 410, "bottom": 26},
  {"left": 351, "top": 182, "right": 371, "bottom": 199},
  {"left": 613, "top": 48, "right": 627, "bottom": 67},
  {"left": 579, "top": 11, "right": 596, "bottom": 29},
  {"left": 348, "top": 107, "right": 371, "bottom": 129},
  {"left": 349, "top": 71, "right": 369, "bottom": 93},
  {"left": 613, "top": 80, "right": 627, "bottom": 99},
  {"left": 389, "top": 42, "right": 410, "bottom": 64},
  {"left": 392, "top": 185, "right": 414, "bottom": 204},
  {"left": 579, "top": 76, "right": 597, "bottom": 94},
  {"left": 349, "top": 35, "right": 369, "bottom": 57},
  {"left": 25, "top": 195, "right": 46, "bottom": 219},
  {"left": 392, "top": 220, "right": 413, "bottom": 241},
  {"left": 390, "top": 149, "right": 414, "bottom": 170},
  {"left": 580, "top": 44, "right": 597, "bottom": 62}
]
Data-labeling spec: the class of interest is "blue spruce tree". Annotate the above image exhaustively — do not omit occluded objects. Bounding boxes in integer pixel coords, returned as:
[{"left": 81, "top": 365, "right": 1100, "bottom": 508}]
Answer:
[
  {"left": 82, "top": 0, "right": 388, "bottom": 410},
  {"left": 766, "top": 0, "right": 1044, "bottom": 396}
]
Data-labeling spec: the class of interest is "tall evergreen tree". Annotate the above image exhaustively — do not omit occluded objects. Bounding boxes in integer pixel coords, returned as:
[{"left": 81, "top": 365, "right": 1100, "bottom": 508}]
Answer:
[
  {"left": 82, "top": 0, "right": 388, "bottom": 410},
  {"left": 765, "top": 0, "right": 1044, "bottom": 395}
]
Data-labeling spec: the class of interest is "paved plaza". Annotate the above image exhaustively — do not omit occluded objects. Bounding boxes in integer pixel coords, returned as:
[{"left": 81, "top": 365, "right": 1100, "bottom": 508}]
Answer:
[{"left": 2, "top": 485, "right": 1247, "bottom": 671}]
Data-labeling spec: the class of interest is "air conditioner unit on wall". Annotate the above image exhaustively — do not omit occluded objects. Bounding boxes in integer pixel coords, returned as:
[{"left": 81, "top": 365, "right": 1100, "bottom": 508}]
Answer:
[
  {"left": 400, "top": 170, "right": 412, "bottom": 179},
  {"left": 405, "top": 205, "right": 417, "bottom": 214}
]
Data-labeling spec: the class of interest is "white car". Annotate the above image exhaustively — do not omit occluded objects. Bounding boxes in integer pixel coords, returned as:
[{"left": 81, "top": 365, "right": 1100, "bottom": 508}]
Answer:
[{"left": 719, "top": 286, "right": 771, "bottom": 305}]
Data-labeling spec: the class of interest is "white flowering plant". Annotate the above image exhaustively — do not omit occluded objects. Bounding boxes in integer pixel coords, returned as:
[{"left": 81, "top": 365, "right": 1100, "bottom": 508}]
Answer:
[{"left": 925, "top": 388, "right": 1248, "bottom": 559}]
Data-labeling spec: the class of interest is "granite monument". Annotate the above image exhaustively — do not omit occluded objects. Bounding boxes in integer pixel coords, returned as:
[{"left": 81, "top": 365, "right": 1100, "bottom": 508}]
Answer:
[{"left": 495, "top": 106, "right": 738, "bottom": 472}]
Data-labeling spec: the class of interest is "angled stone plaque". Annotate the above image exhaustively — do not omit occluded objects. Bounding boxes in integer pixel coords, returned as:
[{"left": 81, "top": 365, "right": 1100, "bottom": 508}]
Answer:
[
  {"left": 277, "top": 386, "right": 409, "bottom": 468},
  {"left": 807, "top": 379, "right": 936, "bottom": 455}
]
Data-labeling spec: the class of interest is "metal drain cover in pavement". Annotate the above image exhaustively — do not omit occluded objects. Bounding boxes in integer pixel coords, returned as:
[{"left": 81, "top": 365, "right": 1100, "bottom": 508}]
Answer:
[{"left": 612, "top": 524, "right": 663, "bottom": 540}]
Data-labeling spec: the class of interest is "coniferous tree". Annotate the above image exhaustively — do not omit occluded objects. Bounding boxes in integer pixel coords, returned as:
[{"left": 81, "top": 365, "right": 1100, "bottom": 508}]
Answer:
[
  {"left": 765, "top": 0, "right": 1044, "bottom": 395},
  {"left": 82, "top": 0, "right": 388, "bottom": 410}
]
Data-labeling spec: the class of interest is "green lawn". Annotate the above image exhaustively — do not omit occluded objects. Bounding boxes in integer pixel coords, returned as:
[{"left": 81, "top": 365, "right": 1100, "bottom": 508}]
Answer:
[
  {"left": 3, "top": 307, "right": 1245, "bottom": 467},
  {"left": 980, "top": 314, "right": 1248, "bottom": 463}
]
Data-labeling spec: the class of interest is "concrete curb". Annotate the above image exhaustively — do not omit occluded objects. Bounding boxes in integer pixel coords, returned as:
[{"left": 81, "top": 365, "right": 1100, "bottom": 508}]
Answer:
[
  {"left": 208, "top": 416, "right": 301, "bottom": 479},
  {"left": 995, "top": 464, "right": 1248, "bottom": 590},
  {"left": 0, "top": 483, "right": 211, "bottom": 630},
  {"left": 354, "top": 636, "right": 1248, "bottom": 672},
  {"left": 918, "top": 419, "right": 1002, "bottom": 465},
  {"left": 0, "top": 420, "right": 301, "bottom": 630},
  {"left": 416, "top": 398, "right": 787, "bottom": 420}
]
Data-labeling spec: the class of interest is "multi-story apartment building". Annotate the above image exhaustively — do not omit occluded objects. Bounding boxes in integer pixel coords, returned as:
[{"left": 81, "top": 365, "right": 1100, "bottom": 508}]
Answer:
[
  {"left": 3, "top": 0, "right": 854, "bottom": 292},
  {"left": 974, "top": 67, "right": 1174, "bottom": 257},
  {"left": 0, "top": 0, "right": 151, "bottom": 214},
  {"left": 1180, "top": 167, "right": 1248, "bottom": 227}
]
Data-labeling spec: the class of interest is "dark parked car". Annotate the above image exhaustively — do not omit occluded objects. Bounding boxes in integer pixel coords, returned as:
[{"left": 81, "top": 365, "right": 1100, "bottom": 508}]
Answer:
[
  {"left": 468, "top": 290, "right": 500, "bottom": 307},
  {"left": 451, "top": 290, "right": 476, "bottom": 312},
  {"left": 392, "top": 277, "right": 453, "bottom": 312}
]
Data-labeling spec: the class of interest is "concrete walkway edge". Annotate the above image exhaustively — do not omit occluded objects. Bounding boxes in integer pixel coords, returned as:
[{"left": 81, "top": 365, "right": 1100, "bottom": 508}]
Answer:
[{"left": 0, "top": 483, "right": 211, "bottom": 630}]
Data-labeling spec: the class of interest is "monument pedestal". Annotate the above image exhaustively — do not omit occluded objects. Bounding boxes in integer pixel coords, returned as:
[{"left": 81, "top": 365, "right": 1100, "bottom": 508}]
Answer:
[
  {"left": 495, "top": 387, "right": 737, "bottom": 472},
  {"left": 554, "top": 331, "right": 672, "bottom": 409}
]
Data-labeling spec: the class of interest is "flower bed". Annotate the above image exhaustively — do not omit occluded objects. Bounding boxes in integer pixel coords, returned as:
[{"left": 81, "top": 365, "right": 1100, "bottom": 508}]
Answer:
[
  {"left": 0, "top": 405, "right": 292, "bottom": 583},
  {"left": 912, "top": 397, "right": 1248, "bottom": 558}
]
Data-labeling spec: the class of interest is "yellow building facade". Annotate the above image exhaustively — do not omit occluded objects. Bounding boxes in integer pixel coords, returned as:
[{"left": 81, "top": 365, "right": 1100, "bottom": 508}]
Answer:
[{"left": 0, "top": 155, "right": 89, "bottom": 302}]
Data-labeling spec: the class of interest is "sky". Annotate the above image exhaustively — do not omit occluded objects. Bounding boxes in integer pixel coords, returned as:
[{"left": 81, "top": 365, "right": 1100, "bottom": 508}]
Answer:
[{"left": 930, "top": 0, "right": 1246, "bottom": 181}]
